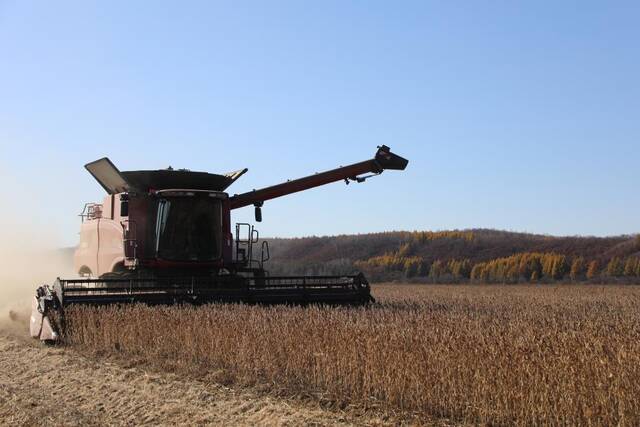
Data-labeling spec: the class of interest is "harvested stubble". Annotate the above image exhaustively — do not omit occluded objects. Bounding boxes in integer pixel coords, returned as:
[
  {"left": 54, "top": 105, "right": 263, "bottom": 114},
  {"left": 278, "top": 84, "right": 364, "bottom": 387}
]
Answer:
[{"left": 66, "top": 285, "right": 640, "bottom": 425}]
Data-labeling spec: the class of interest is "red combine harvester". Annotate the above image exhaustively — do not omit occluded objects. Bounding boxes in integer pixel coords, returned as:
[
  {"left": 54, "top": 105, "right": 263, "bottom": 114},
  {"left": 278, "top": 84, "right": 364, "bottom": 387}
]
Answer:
[{"left": 31, "top": 146, "right": 408, "bottom": 341}]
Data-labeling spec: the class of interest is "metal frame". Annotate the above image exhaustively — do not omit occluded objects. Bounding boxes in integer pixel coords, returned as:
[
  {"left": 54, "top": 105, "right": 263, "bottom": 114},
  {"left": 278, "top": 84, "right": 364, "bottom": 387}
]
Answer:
[{"left": 54, "top": 273, "right": 373, "bottom": 306}]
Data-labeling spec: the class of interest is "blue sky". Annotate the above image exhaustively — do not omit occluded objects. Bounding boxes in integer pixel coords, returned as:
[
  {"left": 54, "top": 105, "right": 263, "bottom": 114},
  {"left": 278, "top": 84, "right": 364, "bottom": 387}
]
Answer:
[{"left": 0, "top": 1, "right": 638, "bottom": 246}]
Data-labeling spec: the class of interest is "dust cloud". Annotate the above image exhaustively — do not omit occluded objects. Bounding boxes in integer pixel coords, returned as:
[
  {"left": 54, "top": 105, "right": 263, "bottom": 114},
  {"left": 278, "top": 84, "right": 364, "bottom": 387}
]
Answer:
[{"left": 0, "top": 222, "right": 75, "bottom": 333}]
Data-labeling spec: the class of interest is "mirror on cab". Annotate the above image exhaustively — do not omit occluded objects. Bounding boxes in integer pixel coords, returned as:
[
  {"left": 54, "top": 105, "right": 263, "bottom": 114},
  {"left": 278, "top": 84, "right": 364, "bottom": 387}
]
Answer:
[{"left": 254, "top": 205, "right": 262, "bottom": 222}]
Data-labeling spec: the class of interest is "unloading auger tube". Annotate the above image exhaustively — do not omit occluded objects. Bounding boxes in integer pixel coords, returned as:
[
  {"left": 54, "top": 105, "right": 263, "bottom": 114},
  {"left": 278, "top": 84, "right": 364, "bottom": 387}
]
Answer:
[{"left": 30, "top": 146, "right": 408, "bottom": 342}]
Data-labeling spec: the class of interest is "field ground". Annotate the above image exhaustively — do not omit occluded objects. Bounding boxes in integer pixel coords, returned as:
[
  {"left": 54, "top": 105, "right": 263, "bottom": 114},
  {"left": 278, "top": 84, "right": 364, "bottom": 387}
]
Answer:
[
  {"left": 0, "top": 324, "right": 399, "bottom": 426},
  {"left": 3, "top": 284, "right": 640, "bottom": 425}
]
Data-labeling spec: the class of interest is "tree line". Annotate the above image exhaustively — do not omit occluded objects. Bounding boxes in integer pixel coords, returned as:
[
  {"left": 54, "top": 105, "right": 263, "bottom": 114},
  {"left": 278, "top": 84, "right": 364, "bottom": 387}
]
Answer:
[
  {"left": 354, "top": 251, "right": 640, "bottom": 283},
  {"left": 265, "top": 231, "right": 640, "bottom": 283}
]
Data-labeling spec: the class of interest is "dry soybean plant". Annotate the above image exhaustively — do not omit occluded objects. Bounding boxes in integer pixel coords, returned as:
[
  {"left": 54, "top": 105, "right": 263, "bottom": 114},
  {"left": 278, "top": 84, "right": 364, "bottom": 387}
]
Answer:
[{"left": 65, "top": 285, "right": 640, "bottom": 425}]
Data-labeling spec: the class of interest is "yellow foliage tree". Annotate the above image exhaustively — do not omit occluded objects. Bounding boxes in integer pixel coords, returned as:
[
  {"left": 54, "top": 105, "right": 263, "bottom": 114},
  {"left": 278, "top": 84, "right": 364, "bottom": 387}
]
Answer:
[
  {"left": 570, "top": 257, "right": 585, "bottom": 281},
  {"left": 624, "top": 257, "right": 638, "bottom": 277},
  {"left": 586, "top": 261, "right": 600, "bottom": 280},
  {"left": 607, "top": 258, "right": 624, "bottom": 277}
]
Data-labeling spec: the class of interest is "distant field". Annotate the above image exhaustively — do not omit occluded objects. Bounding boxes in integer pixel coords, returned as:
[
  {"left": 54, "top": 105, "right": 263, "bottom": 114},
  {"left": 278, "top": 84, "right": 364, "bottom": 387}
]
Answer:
[{"left": 65, "top": 284, "right": 640, "bottom": 425}]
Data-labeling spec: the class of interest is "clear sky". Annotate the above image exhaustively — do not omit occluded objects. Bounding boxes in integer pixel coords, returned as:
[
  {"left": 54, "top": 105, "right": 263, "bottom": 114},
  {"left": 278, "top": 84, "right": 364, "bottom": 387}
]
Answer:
[{"left": 1, "top": 1, "right": 638, "bottom": 247}]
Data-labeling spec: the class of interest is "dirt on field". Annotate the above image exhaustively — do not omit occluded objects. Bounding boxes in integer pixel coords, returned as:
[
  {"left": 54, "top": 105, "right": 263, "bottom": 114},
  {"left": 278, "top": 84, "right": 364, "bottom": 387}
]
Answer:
[{"left": 0, "top": 315, "right": 398, "bottom": 426}]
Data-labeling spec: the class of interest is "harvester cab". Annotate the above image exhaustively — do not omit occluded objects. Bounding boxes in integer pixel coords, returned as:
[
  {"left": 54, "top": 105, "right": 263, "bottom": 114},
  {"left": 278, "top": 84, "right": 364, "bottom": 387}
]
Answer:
[{"left": 31, "top": 146, "right": 408, "bottom": 342}]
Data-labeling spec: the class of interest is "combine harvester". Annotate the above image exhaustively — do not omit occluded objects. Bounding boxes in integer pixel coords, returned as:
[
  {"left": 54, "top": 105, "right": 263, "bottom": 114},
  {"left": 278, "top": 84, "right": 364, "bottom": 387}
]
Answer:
[{"left": 31, "top": 146, "right": 408, "bottom": 341}]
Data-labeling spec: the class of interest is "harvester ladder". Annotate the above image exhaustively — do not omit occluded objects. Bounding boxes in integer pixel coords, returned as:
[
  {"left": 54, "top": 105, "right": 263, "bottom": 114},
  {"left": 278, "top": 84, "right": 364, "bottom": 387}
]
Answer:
[
  {"left": 122, "top": 219, "right": 138, "bottom": 267},
  {"left": 235, "top": 223, "right": 252, "bottom": 265},
  {"left": 235, "top": 223, "right": 264, "bottom": 268}
]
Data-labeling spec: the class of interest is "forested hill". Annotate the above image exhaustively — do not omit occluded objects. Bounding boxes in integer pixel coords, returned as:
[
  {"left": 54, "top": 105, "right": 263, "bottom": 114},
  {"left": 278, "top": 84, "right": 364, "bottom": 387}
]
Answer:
[{"left": 264, "top": 230, "right": 640, "bottom": 283}]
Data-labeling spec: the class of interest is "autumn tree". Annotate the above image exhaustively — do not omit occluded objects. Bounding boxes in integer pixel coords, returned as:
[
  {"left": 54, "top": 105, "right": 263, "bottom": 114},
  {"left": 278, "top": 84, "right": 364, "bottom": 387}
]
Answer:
[
  {"left": 449, "top": 259, "right": 472, "bottom": 280},
  {"left": 403, "top": 258, "right": 419, "bottom": 278},
  {"left": 607, "top": 257, "right": 624, "bottom": 277},
  {"left": 624, "top": 257, "right": 638, "bottom": 277},
  {"left": 459, "top": 259, "right": 472, "bottom": 279},
  {"left": 551, "top": 255, "right": 569, "bottom": 280},
  {"left": 418, "top": 261, "right": 430, "bottom": 277},
  {"left": 429, "top": 260, "right": 444, "bottom": 282},
  {"left": 506, "top": 263, "right": 520, "bottom": 283},
  {"left": 470, "top": 264, "right": 485, "bottom": 282},
  {"left": 530, "top": 257, "right": 543, "bottom": 282},
  {"left": 398, "top": 242, "right": 413, "bottom": 258},
  {"left": 586, "top": 261, "right": 600, "bottom": 280},
  {"left": 570, "top": 257, "right": 585, "bottom": 281},
  {"left": 542, "top": 255, "right": 554, "bottom": 278}
]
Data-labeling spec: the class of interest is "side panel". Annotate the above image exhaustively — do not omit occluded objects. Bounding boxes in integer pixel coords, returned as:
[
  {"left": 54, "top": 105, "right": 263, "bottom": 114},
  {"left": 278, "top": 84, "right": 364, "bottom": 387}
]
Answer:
[
  {"left": 74, "top": 220, "right": 99, "bottom": 276},
  {"left": 128, "top": 196, "right": 152, "bottom": 261},
  {"left": 74, "top": 195, "right": 126, "bottom": 276},
  {"left": 96, "top": 219, "right": 125, "bottom": 276}
]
